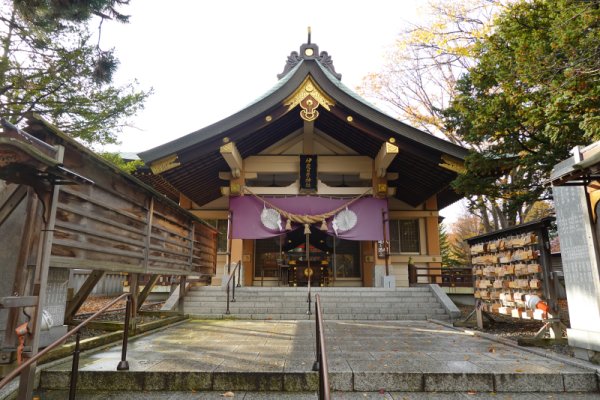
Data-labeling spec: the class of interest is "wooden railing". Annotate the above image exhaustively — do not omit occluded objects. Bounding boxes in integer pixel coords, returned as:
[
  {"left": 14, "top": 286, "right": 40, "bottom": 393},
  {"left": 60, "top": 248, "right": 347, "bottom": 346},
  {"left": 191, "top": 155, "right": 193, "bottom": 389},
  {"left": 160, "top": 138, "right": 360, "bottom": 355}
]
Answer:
[
  {"left": 0, "top": 293, "right": 132, "bottom": 400},
  {"left": 408, "top": 266, "right": 473, "bottom": 288}
]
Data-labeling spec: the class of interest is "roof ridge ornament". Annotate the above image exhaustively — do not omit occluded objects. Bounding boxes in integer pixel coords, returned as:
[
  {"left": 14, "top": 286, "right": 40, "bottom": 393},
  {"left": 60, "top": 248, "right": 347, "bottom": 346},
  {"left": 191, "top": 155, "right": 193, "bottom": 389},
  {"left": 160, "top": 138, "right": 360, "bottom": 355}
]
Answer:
[
  {"left": 284, "top": 76, "right": 335, "bottom": 122},
  {"left": 277, "top": 28, "right": 342, "bottom": 81}
]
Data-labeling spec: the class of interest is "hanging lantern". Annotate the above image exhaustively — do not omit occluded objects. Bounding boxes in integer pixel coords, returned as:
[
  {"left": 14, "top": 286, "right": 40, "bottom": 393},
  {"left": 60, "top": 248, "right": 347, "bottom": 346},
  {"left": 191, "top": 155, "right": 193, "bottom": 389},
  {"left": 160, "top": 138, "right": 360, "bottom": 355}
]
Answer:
[
  {"left": 320, "top": 219, "right": 328, "bottom": 231},
  {"left": 285, "top": 219, "right": 292, "bottom": 230}
]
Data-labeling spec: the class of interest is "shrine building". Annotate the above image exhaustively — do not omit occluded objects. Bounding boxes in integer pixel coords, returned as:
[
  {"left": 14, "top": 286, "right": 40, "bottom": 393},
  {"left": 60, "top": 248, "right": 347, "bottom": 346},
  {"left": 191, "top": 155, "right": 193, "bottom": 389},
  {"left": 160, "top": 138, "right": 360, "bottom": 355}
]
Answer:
[{"left": 137, "top": 37, "right": 468, "bottom": 288}]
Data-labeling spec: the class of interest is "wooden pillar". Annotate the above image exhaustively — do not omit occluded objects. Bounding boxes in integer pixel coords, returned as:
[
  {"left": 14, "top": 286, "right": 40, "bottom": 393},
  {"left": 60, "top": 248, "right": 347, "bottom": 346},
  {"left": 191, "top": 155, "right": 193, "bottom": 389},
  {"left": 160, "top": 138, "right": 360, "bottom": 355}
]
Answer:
[
  {"left": 2, "top": 187, "right": 37, "bottom": 363},
  {"left": 425, "top": 196, "right": 442, "bottom": 283},
  {"left": 129, "top": 273, "right": 139, "bottom": 331},
  {"left": 178, "top": 275, "right": 187, "bottom": 314},
  {"left": 242, "top": 239, "right": 254, "bottom": 286},
  {"left": 361, "top": 241, "right": 376, "bottom": 287}
]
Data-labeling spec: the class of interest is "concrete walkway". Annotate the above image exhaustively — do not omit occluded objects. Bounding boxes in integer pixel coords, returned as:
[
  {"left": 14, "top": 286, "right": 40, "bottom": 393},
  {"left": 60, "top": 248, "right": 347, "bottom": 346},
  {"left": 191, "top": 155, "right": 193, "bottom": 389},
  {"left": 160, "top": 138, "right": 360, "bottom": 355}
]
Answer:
[{"left": 38, "top": 319, "right": 599, "bottom": 396}]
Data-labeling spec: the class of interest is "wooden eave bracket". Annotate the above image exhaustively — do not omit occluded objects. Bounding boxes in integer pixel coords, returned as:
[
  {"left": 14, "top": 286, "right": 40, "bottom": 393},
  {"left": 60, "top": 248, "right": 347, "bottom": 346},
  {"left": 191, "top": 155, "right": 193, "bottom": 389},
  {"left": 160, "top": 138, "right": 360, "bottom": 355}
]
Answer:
[
  {"left": 439, "top": 154, "right": 465, "bottom": 174},
  {"left": 150, "top": 154, "right": 180, "bottom": 175},
  {"left": 220, "top": 142, "right": 243, "bottom": 178},
  {"left": 375, "top": 142, "right": 399, "bottom": 178}
]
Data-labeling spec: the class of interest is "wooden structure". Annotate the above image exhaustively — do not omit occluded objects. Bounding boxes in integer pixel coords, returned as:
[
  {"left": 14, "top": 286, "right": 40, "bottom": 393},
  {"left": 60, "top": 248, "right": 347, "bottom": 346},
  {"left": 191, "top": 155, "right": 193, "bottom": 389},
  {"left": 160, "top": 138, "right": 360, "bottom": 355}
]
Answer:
[
  {"left": 136, "top": 34, "right": 469, "bottom": 288},
  {"left": 0, "top": 115, "right": 217, "bottom": 390},
  {"left": 465, "top": 218, "right": 565, "bottom": 338}
]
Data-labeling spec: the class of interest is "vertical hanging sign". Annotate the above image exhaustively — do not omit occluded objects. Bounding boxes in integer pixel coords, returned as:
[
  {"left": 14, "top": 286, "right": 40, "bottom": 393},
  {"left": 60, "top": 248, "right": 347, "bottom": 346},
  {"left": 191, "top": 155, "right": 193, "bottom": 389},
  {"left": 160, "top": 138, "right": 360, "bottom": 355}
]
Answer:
[{"left": 300, "top": 155, "right": 317, "bottom": 193}]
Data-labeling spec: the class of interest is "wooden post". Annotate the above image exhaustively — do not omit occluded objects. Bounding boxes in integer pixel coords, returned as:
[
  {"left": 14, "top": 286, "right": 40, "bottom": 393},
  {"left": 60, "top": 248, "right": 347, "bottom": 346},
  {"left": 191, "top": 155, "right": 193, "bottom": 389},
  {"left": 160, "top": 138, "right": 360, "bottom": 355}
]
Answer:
[
  {"left": 143, "top": 197, "right": 155, "bottom": 270},
  {"left": 382, "top": 209, "right": 389, "bottom": 276},
  {"left": 129, "top": 273, "right": 139, "bottom": 333},
  {"left": 226, "top": 212, "right": 233, "bottom": 274},
  {"left": 178, "top": 276, "right": 187, "bottom": 314},
  {"left": 2, "top": 187, "right": 37, "bottom": 364},
  {"left": 18, "top": 181, "right": 61, "bottom": 399},
  {"left": 475, "top": 300, "right": 484, "bottom": 330}
]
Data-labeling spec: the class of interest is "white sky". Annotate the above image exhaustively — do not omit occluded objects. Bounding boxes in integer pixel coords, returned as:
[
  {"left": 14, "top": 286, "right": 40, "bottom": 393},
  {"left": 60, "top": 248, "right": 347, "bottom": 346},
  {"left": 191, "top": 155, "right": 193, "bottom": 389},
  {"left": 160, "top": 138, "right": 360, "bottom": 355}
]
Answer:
[{"left": 98, "top": 0, "right": 465, "bottom": 222}]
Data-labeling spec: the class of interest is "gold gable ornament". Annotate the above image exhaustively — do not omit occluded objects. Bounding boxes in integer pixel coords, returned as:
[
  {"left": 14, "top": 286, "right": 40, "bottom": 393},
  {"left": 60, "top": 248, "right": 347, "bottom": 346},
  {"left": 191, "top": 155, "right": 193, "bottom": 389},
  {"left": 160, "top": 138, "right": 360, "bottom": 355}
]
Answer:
[
  {"left": 150, "top": 154, "right": 180, "bottom": 174},
  {"left": 439, "top": 154, "right": 466, "bottom": 174},
  {"left": 284, "top": 76, "right": 335, "bottom": 122}
]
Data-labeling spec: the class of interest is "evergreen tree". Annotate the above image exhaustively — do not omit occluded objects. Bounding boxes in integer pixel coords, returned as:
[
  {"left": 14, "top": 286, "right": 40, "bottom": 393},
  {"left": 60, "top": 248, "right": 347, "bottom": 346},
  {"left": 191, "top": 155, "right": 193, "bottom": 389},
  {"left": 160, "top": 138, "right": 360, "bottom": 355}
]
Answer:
[
  {"left": 0, "top": 0, "right": 150, "bottom": 146},
  {"left": 440, "top": 223, "right": 460, "bottom": 268},
  {"left": 444, "top": 0, "right": 600, "bottom": 222}
]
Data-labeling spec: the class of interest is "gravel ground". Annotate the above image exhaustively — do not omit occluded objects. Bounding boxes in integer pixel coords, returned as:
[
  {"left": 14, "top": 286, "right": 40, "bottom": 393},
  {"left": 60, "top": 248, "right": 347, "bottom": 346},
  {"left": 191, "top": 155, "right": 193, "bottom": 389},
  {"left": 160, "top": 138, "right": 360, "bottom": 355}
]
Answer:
[
  {"left": 456, "top": 304, "right": 575, "bottom": 357},
  {"left": 65, "top": 297, "right": 167, "bottom": 343}
]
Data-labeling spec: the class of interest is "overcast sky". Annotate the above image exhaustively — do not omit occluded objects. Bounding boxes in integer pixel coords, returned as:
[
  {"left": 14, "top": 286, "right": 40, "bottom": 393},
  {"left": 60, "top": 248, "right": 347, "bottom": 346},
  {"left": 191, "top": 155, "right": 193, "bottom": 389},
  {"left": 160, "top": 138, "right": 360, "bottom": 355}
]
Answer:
[
  {"left": 99, "top": 0, "right": 430, "bottom": 152},
  {"left": 98, "top": 0, "right": 465, "bottom": 219}
]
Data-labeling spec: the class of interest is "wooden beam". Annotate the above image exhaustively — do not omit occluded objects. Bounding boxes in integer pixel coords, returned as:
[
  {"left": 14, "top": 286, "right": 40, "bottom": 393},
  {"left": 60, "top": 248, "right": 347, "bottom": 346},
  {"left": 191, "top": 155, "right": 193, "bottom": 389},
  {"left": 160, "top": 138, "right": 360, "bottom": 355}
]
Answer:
[
  {"left": 136, "top": 274, "right": 160, "bottom": 311},
  {"left": 244, "top": 155, "right": 372, "bottom": 175},
  {"left": 375, "top": 142, "right": 399, "bottom": 178},
  {"left": 240, "top": 180, "right": 372, "bottom": 196},
  {"left": 0, "top": 185, "right": 27, "bottom": 226},
  {"left": 64, "top": 270, "right": 105, "bottom": 323},
  {"left": 303, "top": 121, "right": 314, "bottom": 154},
  {"left": 219, "top": 171, "right": 257, "bottom": 180},
  {"left": 0, "top": 296, "right": 38, "bottom": 308},
  {"left": 220, "top": 142, "right": 243, "bottom": 178}
]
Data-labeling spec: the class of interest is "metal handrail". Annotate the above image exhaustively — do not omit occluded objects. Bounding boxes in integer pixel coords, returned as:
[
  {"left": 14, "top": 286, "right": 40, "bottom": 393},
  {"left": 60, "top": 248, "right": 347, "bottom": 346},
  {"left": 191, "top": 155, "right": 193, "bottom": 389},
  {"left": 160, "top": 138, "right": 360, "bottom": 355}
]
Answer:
[
  {"left": 312, "top": 294, "right": 330, "bottom": 400},
  {"left": 225, "top": 260, "right": 242, "bottom": 315},
  {"left": 306, "top": 268, "right": 312, "bottom": 316},
  {"left": 0, "top": 292, "right": 132, "bottom": 399}
]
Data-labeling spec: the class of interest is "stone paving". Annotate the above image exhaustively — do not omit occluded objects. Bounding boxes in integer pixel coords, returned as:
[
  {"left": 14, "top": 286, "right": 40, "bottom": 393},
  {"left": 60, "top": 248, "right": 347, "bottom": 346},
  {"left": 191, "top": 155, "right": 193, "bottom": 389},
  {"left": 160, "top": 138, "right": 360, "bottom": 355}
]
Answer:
[{"left": 38, "top": 319, "right": 599, "bottom": 395}]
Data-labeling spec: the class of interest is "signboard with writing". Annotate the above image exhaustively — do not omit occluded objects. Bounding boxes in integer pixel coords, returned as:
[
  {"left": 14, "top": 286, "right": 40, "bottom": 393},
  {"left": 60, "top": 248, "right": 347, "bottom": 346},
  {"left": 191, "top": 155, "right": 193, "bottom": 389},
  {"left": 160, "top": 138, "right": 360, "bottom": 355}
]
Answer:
[
  {"left": 377, "top": 241, "right": 387, "bottom": 258},
  {"left": 300, "top": 155, "right": 317, "bottom": 192}
]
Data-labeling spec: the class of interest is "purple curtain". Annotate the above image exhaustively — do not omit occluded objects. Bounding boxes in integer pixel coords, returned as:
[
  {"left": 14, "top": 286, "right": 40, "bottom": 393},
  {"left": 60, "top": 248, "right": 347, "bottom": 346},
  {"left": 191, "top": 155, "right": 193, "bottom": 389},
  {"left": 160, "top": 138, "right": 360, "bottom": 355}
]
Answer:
[{"left": 229, "top": 195, "right": 388, "bottom": 240}]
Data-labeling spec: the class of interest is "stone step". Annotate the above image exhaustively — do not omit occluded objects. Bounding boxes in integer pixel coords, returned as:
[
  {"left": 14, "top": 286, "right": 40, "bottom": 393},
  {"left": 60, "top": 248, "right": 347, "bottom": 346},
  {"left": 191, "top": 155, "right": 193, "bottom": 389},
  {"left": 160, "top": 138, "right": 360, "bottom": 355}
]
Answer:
[
  {"left": 36, "top": 390, "right": 600, "bottom": 399},
  {"left": 35, "top": 320, "right": 599, "bottom": 397},
  {"left": 38, "top": 365, "right": 597, "bottom": 393},
  {"left": 183, "top": 286, "right": 455, "bottom": 321},
  {"left": 185, "top": 313, "right": 445, "bottom": 321}
]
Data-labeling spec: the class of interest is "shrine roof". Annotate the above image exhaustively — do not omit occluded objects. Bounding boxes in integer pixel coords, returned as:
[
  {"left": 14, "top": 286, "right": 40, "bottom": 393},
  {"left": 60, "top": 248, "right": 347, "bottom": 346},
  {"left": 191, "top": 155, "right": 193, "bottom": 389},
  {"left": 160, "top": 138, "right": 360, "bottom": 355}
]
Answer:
[{"left": 137, "top": 38, "right": 468, "bottom": 209}]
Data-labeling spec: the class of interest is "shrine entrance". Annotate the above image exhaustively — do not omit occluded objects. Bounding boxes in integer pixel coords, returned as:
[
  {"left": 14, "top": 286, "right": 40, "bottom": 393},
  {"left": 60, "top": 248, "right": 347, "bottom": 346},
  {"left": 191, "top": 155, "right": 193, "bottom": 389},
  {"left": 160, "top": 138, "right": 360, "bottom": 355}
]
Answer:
[{"left": 254, "top": 226, "right": 361, "bottom": 287}]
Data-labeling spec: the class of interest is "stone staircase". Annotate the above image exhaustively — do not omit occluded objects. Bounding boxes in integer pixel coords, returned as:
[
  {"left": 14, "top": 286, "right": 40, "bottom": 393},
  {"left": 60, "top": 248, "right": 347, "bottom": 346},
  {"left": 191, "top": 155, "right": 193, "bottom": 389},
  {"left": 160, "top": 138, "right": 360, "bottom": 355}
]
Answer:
[
  {"left": 184, "top": 285, "right": 456, "bottom": 321},
  {"left": 33, "top": 319, "right": 600, "bottom": 399}
]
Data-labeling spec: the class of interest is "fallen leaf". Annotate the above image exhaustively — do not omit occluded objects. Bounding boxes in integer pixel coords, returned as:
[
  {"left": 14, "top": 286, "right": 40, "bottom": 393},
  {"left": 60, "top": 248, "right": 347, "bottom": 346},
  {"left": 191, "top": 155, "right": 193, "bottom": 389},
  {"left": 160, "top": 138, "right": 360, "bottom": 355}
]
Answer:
[
  {"left": 221, "top": 391, "right": 234, "bottom": 397},
  {"left": 488, "top": 346, "right": 496, "bottom": 353},
  {"left": 467, "top": 391, "right": 477, "bottom": 395},
  {"left": 464, "top": 355, "right": 470, "bottom": 361}
]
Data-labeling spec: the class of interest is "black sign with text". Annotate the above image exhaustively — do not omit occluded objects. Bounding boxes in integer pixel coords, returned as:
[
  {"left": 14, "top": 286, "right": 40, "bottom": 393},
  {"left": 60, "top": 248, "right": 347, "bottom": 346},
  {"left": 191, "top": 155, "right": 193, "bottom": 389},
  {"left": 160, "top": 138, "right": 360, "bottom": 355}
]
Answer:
[{"left": 300, "top": 155, "right": 317, "bottom": 192}]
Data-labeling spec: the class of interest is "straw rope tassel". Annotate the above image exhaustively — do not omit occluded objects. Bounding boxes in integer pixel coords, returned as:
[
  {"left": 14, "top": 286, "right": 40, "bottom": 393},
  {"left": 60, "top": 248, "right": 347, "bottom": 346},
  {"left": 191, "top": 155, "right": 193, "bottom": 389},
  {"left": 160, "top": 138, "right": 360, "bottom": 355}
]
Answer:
[
  {"left": 304, "top": 223, "right": 311, "bottom": 235},
  {"left": 320, "top": 220, "right": 327, "bottom": 231}
]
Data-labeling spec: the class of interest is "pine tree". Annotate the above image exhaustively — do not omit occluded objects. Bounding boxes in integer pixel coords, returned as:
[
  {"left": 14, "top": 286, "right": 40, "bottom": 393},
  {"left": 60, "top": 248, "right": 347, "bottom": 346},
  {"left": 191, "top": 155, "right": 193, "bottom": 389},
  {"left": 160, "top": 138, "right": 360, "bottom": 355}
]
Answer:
[{"left": 0, "top": 0, "right": 150, "bottom": 146}]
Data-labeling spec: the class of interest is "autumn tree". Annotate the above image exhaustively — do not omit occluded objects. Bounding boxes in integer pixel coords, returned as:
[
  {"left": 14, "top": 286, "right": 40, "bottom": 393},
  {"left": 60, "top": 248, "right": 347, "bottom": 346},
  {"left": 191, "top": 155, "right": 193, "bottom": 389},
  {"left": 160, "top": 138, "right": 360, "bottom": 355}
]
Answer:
[
  {"left": 0, "top": 0, "right": 150, "bottom": 146},
  {"left": 447, "top": 211, "right": 484, "bottom": 266},
  {"left": 358, "top": 0, "right": 506, "bottom": 143},
  {"left": 445, "top": 0, "right": 599, "bottom": 224},
  {"left": 358, "top": 0, "right": 516, "bottom": 232}
]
